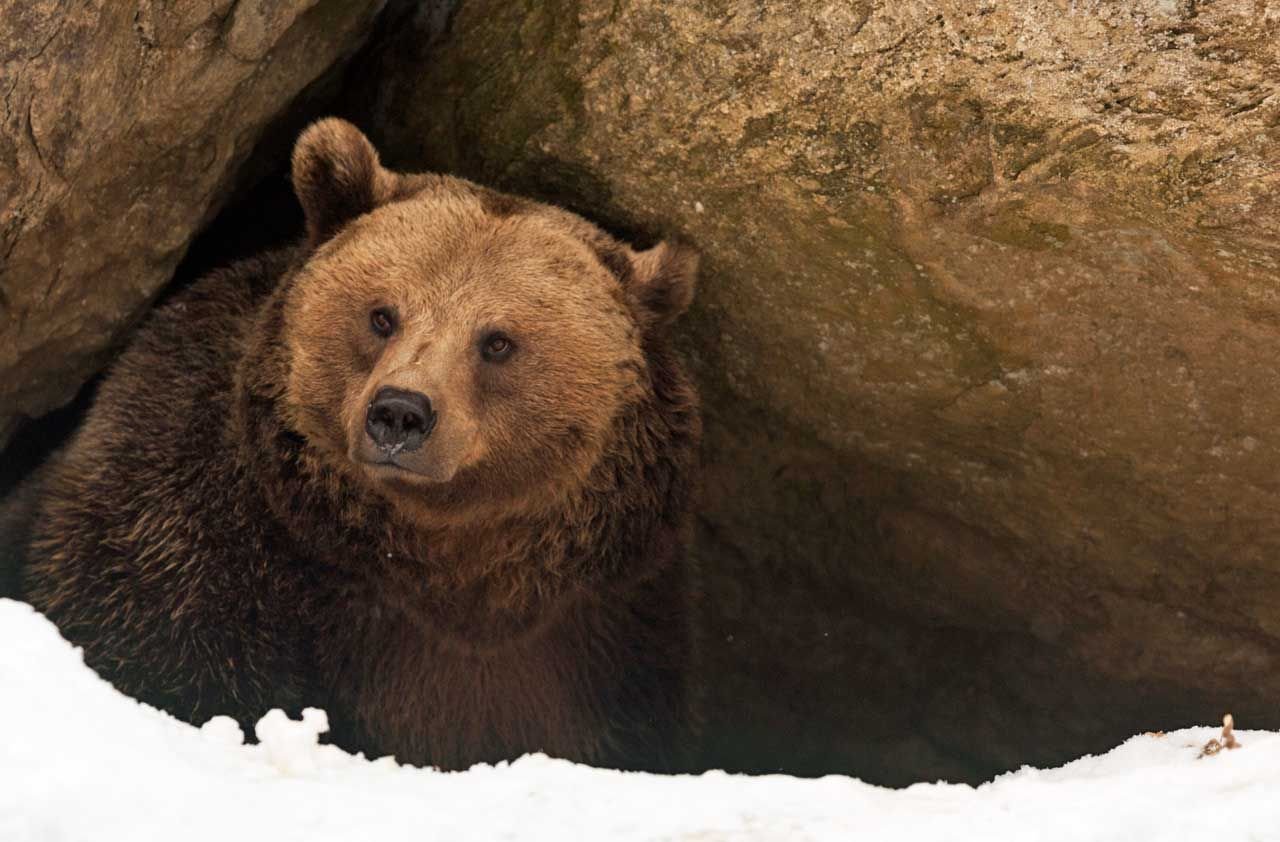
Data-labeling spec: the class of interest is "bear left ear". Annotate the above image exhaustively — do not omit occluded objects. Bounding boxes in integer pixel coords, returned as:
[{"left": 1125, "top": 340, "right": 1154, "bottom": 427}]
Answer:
[
  {"left": 625, "top": 241, "right": 699, "bottom": 329},
  {"left": 291, "top": 118, "right": 400, "bottom": 248}
]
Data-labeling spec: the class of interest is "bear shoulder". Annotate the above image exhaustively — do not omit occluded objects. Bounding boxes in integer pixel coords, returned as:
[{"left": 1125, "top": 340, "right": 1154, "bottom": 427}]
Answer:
[{"left": 22, "top": 246, "right": 315, "bottom": 725}]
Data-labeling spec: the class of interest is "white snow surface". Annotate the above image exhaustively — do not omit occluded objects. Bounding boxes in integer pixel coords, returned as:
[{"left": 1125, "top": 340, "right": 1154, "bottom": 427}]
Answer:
[{"left": 2, "top": 597, "right": 1278, "bottom": 842}]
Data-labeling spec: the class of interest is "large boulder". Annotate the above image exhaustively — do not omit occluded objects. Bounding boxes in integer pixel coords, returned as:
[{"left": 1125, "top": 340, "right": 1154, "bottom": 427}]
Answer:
[
  {"left": 352, "top": 0, "right": 1280, "bottom": 780},
  {"left": 0, "top": 0, "right": 387, "bottom": 446}
]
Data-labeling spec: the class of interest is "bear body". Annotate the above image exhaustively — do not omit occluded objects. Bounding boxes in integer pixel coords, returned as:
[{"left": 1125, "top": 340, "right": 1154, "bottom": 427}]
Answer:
[{"left": 22, "top": 120, "right": 701, "bottom": 772}]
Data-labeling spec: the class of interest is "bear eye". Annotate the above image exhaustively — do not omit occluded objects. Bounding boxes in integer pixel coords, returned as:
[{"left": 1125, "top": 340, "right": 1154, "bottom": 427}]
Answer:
[
  {"left": 480, "top": 332, "right": 515, "bottom": 362},
  {"left": 370, "top": 307, "right": 396, "bottom": 338}
]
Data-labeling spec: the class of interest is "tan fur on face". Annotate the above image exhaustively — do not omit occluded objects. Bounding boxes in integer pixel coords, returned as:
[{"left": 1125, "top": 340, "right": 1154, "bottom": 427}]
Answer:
[{"left": 281, "top": 183, "right": 647, "bottom": 520}]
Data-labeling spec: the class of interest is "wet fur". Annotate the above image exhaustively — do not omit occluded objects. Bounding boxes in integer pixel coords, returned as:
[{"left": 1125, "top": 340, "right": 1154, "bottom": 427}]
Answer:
[{"left": 22, "top": 124, "right": 702, "bottom": 771}]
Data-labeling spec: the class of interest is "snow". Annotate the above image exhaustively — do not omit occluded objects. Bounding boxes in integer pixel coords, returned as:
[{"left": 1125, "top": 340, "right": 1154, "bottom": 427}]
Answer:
[{"left": 2, "top": 597, "right": 1279, "bottom": 842}]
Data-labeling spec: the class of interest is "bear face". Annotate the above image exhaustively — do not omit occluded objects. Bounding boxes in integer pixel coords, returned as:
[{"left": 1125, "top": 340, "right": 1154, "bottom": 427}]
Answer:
[{"left": 281, "top": 120, "right": 697, "bottom": 521}]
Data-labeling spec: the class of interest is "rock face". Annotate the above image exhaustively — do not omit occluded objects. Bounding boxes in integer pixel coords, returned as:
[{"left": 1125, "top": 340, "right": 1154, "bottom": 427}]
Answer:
[
  {"left": 351, "top": 0, "right": 1280, "bottom": 780},
  {"left": 0, "top": 0, "right": 386, "bottom": 445}
]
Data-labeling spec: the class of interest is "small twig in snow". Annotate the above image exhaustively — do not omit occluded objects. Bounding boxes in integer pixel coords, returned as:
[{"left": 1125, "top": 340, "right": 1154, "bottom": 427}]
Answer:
[{"left": 1198, "top": 714, "right": 1242, "bottom": 759}]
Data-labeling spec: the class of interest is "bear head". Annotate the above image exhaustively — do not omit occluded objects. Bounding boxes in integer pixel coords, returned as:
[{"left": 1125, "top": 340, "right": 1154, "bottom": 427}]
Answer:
[{"left": 277, "top": 119, "right": 697, "bottom": 521}]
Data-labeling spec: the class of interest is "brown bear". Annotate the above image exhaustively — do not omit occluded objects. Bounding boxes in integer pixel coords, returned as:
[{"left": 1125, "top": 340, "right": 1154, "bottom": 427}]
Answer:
[{"left": 20, "top": 118, "right": 701, "bottom": 772}]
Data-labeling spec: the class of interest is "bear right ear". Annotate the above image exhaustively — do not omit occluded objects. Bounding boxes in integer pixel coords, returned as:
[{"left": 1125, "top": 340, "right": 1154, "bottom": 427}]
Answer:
[{"left": 291, "top": 118, "right": 400, "bottom": 248}]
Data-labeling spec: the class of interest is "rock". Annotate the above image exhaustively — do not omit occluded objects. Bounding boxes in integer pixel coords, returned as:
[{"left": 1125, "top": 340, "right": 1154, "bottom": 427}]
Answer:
[
  {"left": 352, "top": 0, "right": 1280, "bottom": 780},
  {"left": 0, "top": 0, "right": 386, "bottom": 446}
]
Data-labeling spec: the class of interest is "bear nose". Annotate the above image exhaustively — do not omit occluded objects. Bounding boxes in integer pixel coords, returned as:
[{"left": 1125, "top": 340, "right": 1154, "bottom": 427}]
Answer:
[{"left": 365, "top": 387, "right": 436, "bottom": 452}]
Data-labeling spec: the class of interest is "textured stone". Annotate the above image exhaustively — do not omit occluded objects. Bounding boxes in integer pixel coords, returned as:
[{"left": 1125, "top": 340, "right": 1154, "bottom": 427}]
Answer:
[
  {"left": 0, "top": 0, "right": 385, "bottom": 444},
  {"left": 352, "top": 0, "right": 1280, "bottom": 781}
]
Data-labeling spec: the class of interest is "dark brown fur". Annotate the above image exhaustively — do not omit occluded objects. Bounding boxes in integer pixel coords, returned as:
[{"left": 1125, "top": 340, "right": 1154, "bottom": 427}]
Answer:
[{"left": 22, "top": 120, "right": 701, "bottom": 772}]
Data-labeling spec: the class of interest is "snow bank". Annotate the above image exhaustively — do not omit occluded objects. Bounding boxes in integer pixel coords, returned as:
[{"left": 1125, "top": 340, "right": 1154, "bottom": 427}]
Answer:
[{"left": 2, "top": 597, "right": 1277, "bottom": 842}]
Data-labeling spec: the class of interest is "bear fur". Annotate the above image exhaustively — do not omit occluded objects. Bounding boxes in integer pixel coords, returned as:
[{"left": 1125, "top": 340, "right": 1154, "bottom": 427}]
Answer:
[{"left": 21, "top": 119, "right": 702, "bottom": 772}]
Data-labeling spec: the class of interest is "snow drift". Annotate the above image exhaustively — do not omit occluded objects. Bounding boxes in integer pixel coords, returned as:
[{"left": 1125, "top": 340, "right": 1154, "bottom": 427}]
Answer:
[{"left": 1, "top": 597, "right": 1277, "bottom": 841}]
